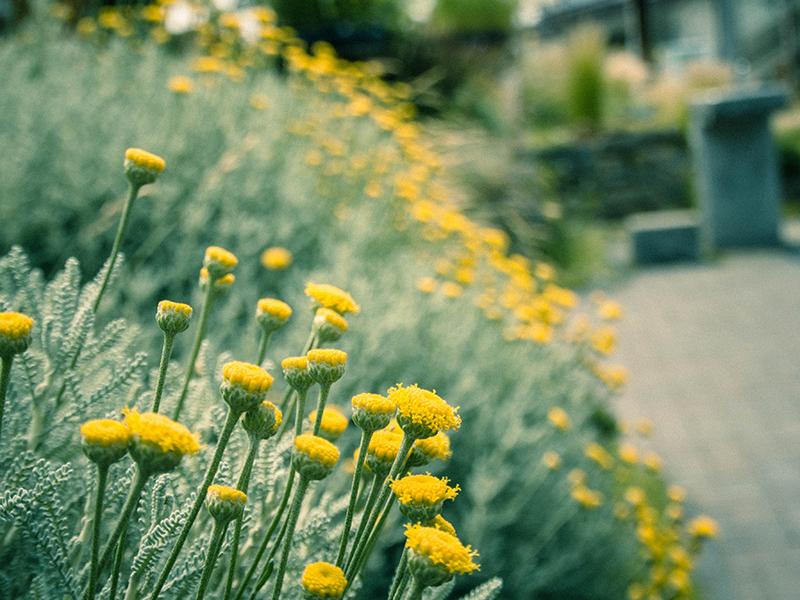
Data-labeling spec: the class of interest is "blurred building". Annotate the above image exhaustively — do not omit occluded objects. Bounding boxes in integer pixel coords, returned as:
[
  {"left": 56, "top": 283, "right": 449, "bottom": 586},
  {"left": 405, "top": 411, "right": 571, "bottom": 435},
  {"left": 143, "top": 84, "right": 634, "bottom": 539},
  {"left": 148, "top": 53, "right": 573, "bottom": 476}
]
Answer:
[{"left": 532, "top": 0, "right": 800, "bottom": 81}]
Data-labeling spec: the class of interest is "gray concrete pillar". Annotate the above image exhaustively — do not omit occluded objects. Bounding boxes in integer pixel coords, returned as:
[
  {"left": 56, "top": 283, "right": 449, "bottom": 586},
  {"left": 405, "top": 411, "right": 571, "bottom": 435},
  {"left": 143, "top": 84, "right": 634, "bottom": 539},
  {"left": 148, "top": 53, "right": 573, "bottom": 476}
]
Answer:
[{"left": 689, "top": 86, "right": 787, "bottom": 248}]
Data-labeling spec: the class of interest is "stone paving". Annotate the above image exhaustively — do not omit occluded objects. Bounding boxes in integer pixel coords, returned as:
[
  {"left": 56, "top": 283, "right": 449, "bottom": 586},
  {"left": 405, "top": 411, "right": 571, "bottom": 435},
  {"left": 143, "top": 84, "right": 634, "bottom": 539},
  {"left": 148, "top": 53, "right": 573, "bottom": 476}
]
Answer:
[{"left": 612, "top": 250, "right": 800, "bottom": 600}]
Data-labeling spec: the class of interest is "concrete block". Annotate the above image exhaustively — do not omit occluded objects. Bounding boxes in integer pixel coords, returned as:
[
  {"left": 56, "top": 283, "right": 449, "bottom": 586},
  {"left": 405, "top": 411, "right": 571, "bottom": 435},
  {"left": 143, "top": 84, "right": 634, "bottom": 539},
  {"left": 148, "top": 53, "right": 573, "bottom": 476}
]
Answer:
[{"left": 628, "top": 210, "right": 700, "bottom": 264}]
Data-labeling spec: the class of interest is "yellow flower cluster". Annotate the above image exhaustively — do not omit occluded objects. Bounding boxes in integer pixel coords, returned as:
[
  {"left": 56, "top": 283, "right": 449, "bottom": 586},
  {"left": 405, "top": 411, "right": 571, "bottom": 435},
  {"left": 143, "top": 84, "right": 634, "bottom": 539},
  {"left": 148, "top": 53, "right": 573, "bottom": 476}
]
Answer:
[
  {"left": 304, "top": 282, "right": 360, "bottom": 315},
  {"left": 294, "top": 433, "right": 340, "bottom": 468},
  {"left": 389, "top": 384, "right": 460, "bottom": 438},
  {"left": 0, "top": 311, "right": 34, "bottom": 339},
  {"left": 222, "top": 361, "right": 274, "bottom": 393},
  {"left": 391, "top": 474, "right": 459, "bottom": 506},
  {"left": 307, "top": 348, "right": 347, "bottom": 366},
  {"left": 260, "top": 246, "right": 293, "bottom": 270},
  {"left": 80, "top": 419, "right": 131, "bottom": 447},
  {"left": 301, "top": 562, "right": 347, "bottom": 598},
  {"left": 122, "top": 408, "right": 201, "bottom": 456},
  {"left": 404, "top": 524, "right": 479, "bottom": 575},
  {"left": 124, "top": 147, "right": 166, "bottom": 173}
]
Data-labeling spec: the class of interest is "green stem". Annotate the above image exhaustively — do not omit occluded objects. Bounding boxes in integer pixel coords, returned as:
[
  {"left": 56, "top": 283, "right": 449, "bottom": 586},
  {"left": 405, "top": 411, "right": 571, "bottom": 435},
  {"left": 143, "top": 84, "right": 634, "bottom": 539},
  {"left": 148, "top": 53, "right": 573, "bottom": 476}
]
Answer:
[
  {"left": 93, "top": 183, "right": 140, "bottom": 314},
  {"left": 406, "top": 578, "right": 425, "bottom": 600},
  {"left": 195, "top": 520, "right": 226, "bottom": 600},
  {"left": 172, "top": 283, "right": 215, "bottom": 421},
  {"left": 346, "top": 433, "right": 414, "bottom": 587},
  {"left": 151, "top": 333, "right": 175, "bottom": 413},
  {"left": 249, "top": 512, "right": 290, "bottom": 599},
  {"left": 387, "top": 549, "right": 408, "bottom": 600},
  {"left": 336, "top": 430, "right": 372, "bottom": 567},
  {"left": 98, "top": 466, "right": 149, "bottom": 573},
  {"left": 270, "top": 477, "right": 309, "bottom": 600},
  {"left": 84, "top": 464, "right": 109, "bottom": 599},
  {"left": 344, "top": 474, "right": 383, "bottom": 573},
  {"left": 222, "top": 436, "right": 260, "bottom": 600},
  {"left": 0, "top": 355, "right": 13, "bottom": 443},
  {"left": 235, "top": 467, "right": 296, "bottom": 600},
  {"left": 301, "top": 327, "right": 317, "bottom": 354},
  {"left": 311, "top": 384, "right": 330, "bottom": 435},
  {"left": 150, "top": 408, "right": 241, "bottom": 599},
  {"left": 256, "top": 330, "right": 272, "bottom": 366},
  {"left": 108, "top": 524, "right": 127, "bottom": 600}
]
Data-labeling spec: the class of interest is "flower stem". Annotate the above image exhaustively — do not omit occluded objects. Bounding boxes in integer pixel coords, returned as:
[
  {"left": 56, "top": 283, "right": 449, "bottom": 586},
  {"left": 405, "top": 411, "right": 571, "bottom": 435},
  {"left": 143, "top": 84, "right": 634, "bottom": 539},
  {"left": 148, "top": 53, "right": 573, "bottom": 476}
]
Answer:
[
  {"left": 150, "top": 407, "right": 241, "bottom": 599},
  {"left": 407, "top": 578, "right": 425, "bottom": 600},
  {"left": 311, "top": 384, "right": 330, "bottom": 435},
  {"left": 98, "top": 466, "right": 149, "bottom": 573},
  {"left": 0, "top": 355, "right": 13, "bottom": 443},
  {"left": 336, "top": 430, "right": 372, "bottom": 567},
  {"left": 151, "top": 333, "right": 175, "bottom": 413},
  {"left": 270, "top": 477, "right": 309, "bottom": 600},
  {"left": 172, "top": 282, "right": 215, "bottom": 421},
  {"left": 195, "top": 520, "right": 226, "bottom": 600},
  {"left": 256, "top": 330, "right": 272, "bottom": 366},
  {"left": 222, "top": 436, "right": 260, "bottom": 600},
  {"left": 387, "top": 549, "right": 409, "bottom": 600},
  {"left": 235, "top": 466, "right": 296, "bottom": 600},
  {"left": 344, "top": 474, "right": 383, "bottom": 573},
  {"left": 84, "top": 464, "right": 109, "bottom": 599},
  {"left": 108, "top": 524, "right": 127, "bottom": 600},
  {"left": 93, "top": 183, "right": 140, "bottom": 314}
]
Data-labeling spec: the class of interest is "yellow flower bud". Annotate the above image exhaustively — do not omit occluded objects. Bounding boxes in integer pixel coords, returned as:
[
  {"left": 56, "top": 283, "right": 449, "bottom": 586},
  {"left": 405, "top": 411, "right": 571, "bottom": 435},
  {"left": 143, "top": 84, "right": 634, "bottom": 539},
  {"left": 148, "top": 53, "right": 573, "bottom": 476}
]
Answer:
[
  {"left": 156, "top": 300, "right": 192, "bottom": 335},
  {"left": 124, "top": 148, "right": 165, "bottom": 187},
  {"left": 80, "top": 419, "right": 131, "bottom": 466},
  {"left": 0, "top": 311, "right": 34, "bottom": 358}
]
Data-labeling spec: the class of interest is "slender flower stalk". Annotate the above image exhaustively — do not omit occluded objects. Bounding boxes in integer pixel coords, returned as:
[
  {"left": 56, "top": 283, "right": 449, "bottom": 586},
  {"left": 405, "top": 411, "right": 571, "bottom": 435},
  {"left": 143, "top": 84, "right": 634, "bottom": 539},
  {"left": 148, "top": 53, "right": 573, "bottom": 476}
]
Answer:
[
  {"left": 311, "top": 384, "right": 330, "bottom": 434},
  {"left": 387, "top": 550, "right": 409, "bottom": 600},
  {"left": 152, "top": 300, "right": 192, "bottom": 413},
  {"left": 196, "top": 486, "right": 247, "bottom": 600},
  {"left": 98, "top": 466, "right": 149, "bottom": 572},
  {"left": 336, "top": 430, "right": 372, "bottom": 566},
  {"left": 0, "top": 310, "right": 34, "bottom": 442},
  {"left": 0, "top": 356, "right": 13, "bottom": 443},
  {"left": 195, "top": 521, "right": 226, "bottom": 600},
  {"left": 85, "top": 464, "right": 108, "bottom": 599},
  {"left": 172, "top": 283, "right": 214, "bottom": 420},
  {"left": 151, "top": 334, "right": 174, "bottom": 413},
  {"left": 269, "top": 477, "right": 309, "bottom": 600},
  {"left": 256, "top": 330, "right": 272, "bottom": 365},
  {"left": 344, "top": 473, "right": 384, "bottom": 573},
  {"left": 254, "top": 298, "right": 292, "bottom": 365},
  {"left": 108, "top": 527, "right": 128, "bottom": 600}
]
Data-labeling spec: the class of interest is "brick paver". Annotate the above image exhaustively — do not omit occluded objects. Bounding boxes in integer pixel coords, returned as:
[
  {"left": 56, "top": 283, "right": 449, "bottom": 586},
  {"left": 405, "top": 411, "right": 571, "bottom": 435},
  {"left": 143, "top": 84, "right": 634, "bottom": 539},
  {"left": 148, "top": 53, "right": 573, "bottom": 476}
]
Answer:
[{"left": 612, "top": 251, "right": 800, "bottom": 600}]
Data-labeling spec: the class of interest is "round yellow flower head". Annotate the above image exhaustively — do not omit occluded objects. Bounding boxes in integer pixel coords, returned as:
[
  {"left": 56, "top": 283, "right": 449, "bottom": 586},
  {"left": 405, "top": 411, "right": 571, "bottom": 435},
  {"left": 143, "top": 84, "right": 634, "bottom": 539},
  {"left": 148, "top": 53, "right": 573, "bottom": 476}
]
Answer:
[
  {"left": 260, "top": 246, "right": 293, "bottom": 271},
  {"left": 351, "top": 392, "right": 395, "bottom": 432},
  {"left": 168, "top": 76, "right": 194, "bottom": 94},
  {"left": 301, "top": 562, "right": 347, "bottom": 599},
  {"left": 123, "top": 408, "right": 201, "bottom": 473},
  {"left": 585, "top": 442, "right": 614, "bottom": 470},
  {"left": 199, "top": 267, "right": 235, "bottom": 293},
  {"left": 306, "top": 349, "right": 347, "bottom": 386},
  {"left": 314, "top": 308, "right": 348, "bottom": 343},
  {"left": 389, "top": 384, "right": 460, "bottom": 440},
  {"left": 365, "top": 429, "right": 403, "bottom": 476},
  {"left": 204, "top": 246, "right": 238, "bottom": 280},
  {"left": 124, "top": 148, "right": 166, "bottom": 187},
  {"left": 0, "top": 311, "right": 34, "bottom": 357},
  {"left": 256, "top": 298, "right": 293, "bottom": 332},
  {"left": 293, "top": 434, "right": 340, "bottom": 480},
  {"left": 404, "top": 524, "right": 479, "bottom": 587},
  {"left": 547, "top": 407, "right": 571, "bottom": 432},
  {"left": 156, "top": 300, "right": 192, "bottom": 335},
  {"left": 242, "top": 400, "right": 283, "bottom": 440},
  {"left": 80, "top": 419, "right": 131, "bottom": 466},
  {"left": 688, "top": 515, "right": 719, "bottom": 540},
  {"left": 391, "top": 474, "right": 459, "bottom": 522},
  {"left": 304, "top": 282, "right": 360, "bottom": 315},
  {"left": 282, "top": 356, "right": 314, "bottom": 392},
  {"left": 542, "top": 450, "right": 561, "bottom": 470},
  {"left": 308, "top": 406, "right": 349, "bottom": 442},
  {"left": 205, "top": 484, "right": 247, "bottom": 524},
  {"left": 221, "top": 361, "right": 274, "bottom": 413},
  {"left": 409, "top": 432, "right": 452, "bottom": 467},
  {"left": 571, "top": 485, "right": 603, "bottom": 509}
]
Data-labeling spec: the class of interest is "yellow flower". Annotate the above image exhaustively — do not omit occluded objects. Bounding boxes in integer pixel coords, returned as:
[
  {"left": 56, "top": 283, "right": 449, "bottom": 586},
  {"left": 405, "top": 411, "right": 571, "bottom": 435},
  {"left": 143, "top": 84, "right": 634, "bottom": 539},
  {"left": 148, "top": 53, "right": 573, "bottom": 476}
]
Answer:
[
  {"left": 404, "top": 524, "right": 479, "bottom": 577},
  {"left": 430, "top": 514, "right": 457, "bottom": 536},
  {"left": 441, "top": 281, "right": 463, "bottom": 299},
  {"left": 365, "top": 429, "right": 403, "bottom": 474},
  {"left": 391, "top": 473, "right": 459, "bottom": 506},
  {"left": 542, "top": 450, "right": 561, "bottom": 470},
  {"left": 636, "top": 418, "right": 654, "bottom": 437},
  {"left": 308, "top": 406, "right": 349, "bottom": 441},
  {"left": 80, "top": 419, "right": 131, "bottom": 465},
  {"left": 204, "top": 246, "right": 238, "bottom": 278},
  {"left": 351, "top": 392, "right": 395, "bottom": 416},
  {"left": 314, "top": 307, "right": 349, "bottom": 343},
  {"left": 411, "top": 432, "right": 452, "bottom": 465},
  {"left": 598, "top": 300, "right": 623, "bottom": 321},
  {"left": 124, "top": 148, "right": 166, "bottom": 186},
  {"left": 168, "top": 76, "right": 194, "bottom": 94},
  {"left": 547, "top": 407, "right": 571, "bottom": 431},
  {"left": 667, "top": 485, "right": 686, "bottom": 503},
  {"left": 206, "top": 484, "right": 247, "bottom": 523},
  {"left": 571, "top": 485, "right": 604, "bottom": 509},
  {"left": 282, "top": 356, "right": 313, "bottom": 392},
  {"left": 0, "top": 311, "right": 34, "bottom": 357},
  {"left": 260, "top": 246, "right": 292, "bottom": 270},
  {"left": 591, "top": 326, "right": 617, "bottom": 355},
  {"left": 643, "top": 452, "right": 662, "bottom": 472},
  {"left": 293, "top": 433, "right": 340, "bottom": 480},
  {"left": 416, "top": 276, "right": 437, "bottom": 294},
  {"left": 389, "top": 384, "right": 461, "bottom": 440},
  {"left": 687, "top": 515, "right": 719, "bottom": 539},
  {"left": 304, "top": 282, "right": 360, "bottom": 315},
  {"left": 156, "top": 300, "right": 192, "bottom": 335},
  {"left": 222, "top": 361, "right": 274, "bottom": 394},
  {"left": 624, "top": 486, "right": 645, "bottom": 506},
  {"left": 585, "top": 442, "right": 614, "bottom": 470},
  {"left": 256, "top": 298, "right": 292, "bottom": 330},
  {"left": 123, "top": 409, "right": 200, "bottom": 472},
  {"left": 207, "top": 483, "right": 247, "bottom": 504},
  {"left": 242, "top": 400, "right": 283, "bottom": 440},
  {"left": 618, "top": 443, "right": 639, "bottom": 464},
  {"left": 301, "top": 562, "right": 347, "bottom": 599},
  {"left": 199, "top": 267, "right": 236, "bottom": 291}
]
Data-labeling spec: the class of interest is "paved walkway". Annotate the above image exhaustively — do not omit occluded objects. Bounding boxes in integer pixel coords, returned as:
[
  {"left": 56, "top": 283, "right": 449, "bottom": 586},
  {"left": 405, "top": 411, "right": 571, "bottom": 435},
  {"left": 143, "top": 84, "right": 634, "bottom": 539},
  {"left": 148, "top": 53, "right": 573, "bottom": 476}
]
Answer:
[{"left": 613, "top": 250, "right": 800, "bottom": 600}]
